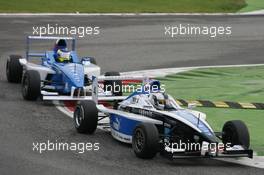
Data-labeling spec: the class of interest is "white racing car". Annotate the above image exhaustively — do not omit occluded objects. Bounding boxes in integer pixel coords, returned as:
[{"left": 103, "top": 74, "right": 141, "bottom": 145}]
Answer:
[{"left": 73, "top": 76, "right": 253, "bottom": 159}]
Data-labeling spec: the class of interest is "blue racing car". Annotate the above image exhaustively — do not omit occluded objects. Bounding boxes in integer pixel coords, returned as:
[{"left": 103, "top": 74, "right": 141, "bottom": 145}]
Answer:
[{"left": 6, "top": 36, "right": 119, "bottom": 101}]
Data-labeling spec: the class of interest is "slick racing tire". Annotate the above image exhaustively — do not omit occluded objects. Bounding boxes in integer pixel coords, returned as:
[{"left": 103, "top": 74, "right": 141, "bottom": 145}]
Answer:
[
  {"left": 22, "top": 70, "right": 41, "bottom": 101},
  {"left": 104, "top": 72, "right": 123, "bottom": 96},
  {"left": 74, "top": 100, "right": 98, "bottom": 134},
  {"left": 132, "top": 123, "right": 159, "bottom": 159},
  {"left": 222, "top": 120, "right": 250, "bottom": 149},
  {"left": 6, "top": 55, "right": 23, "bottom": 83}
]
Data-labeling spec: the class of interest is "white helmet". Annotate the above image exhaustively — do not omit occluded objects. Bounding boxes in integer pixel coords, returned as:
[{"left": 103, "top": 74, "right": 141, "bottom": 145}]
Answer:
[
  {"left": 149, "top": 92, "right": 168, "bottom": 110},
  {"left": 149, "top": 92, "right": 174, "bottom": 110}
]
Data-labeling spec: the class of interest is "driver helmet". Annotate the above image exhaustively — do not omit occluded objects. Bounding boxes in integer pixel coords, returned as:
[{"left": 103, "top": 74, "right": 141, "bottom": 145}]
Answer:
[
  {"left": 56, "top": 49, "right": 71, "bottom": 62},
  {"left": 54, "top": 39, "right": 67, "bottom": 52},
  {"left": 149, "top": 92, "right": 169, "bottom": 110}
]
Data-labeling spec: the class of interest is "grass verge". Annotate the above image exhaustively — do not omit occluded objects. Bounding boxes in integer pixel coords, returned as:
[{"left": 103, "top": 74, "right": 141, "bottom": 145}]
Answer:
[
  {"left": 157, "top": 66, "right": 264, "bottom": 155},
  {"left": 0, "top": 0, "right": 246, "bottom": 13},
  {"left": 239, "top": 0, "right": 264, "bottom": 12}
]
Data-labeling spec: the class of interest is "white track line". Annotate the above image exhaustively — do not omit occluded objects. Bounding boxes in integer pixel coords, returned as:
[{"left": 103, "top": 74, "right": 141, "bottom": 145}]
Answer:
[
  {"left": 216, "top": 156, "right": 264, "bottom": 169},
  {"left": 53, "top": 101, "right": 73, "bottom": 118},
  {"left": 121, "top": 63, "right": 264, "bottom": 77},
  {"left": 0, "top": 12, "right": 264, "bottom": 16},
  {"left": 243, "top": 9, "right": 264, "bottom": 15}
]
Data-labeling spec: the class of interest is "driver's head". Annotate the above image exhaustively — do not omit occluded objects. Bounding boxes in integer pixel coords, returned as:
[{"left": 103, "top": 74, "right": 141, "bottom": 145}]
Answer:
[
  {"left": 149, "top": 92, "right": 168, "bottom": 110},
  {"left": 54, "top": 39, "right": 67, "bottom": 52},
  {"left": 56, "top": 49, "right": 71, "bottom": 62}
]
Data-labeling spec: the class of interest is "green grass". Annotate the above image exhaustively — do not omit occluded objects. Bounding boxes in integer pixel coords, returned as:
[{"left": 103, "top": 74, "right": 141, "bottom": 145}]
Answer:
[
  {"left": 158, "top": 66, "right": 264, "bottom": 155},
  {"left": 0, "top": 0, "right": 246, "bottom": 13},
  {"left": 239, "top": 0, "right": 264, "bottom": 12},
  {"left": 158, "top": 66, "right": 264, "bottom": 103}
]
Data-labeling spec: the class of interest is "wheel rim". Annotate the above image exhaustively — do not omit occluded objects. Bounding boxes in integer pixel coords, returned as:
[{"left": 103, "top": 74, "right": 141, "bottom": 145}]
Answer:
[
  {"left": 22, "top": 76, "right": 29, "bottom": 97},
  {"left": 74, "top": 106, "right": 84, "bottom": 127},
  {"left": 134, "top": 129, "right": 145, "bottom": 152}
]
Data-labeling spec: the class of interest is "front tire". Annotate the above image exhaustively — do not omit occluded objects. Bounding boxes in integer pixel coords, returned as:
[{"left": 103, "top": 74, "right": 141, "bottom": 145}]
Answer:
[
  {"left": 132, "top": 123, "right": 159, "bottom": 159},
  {"left": 6, "top": 55, "right": 23, "bottom": 83},
  {"left": 22, "top": 70, "right": 41, "bottom": 101},
  {"left": 222, "top": 120, "right": 250, "bottom": 149},
  {"left": 74, "top": 101, "right": 98, "bottom": 134}
]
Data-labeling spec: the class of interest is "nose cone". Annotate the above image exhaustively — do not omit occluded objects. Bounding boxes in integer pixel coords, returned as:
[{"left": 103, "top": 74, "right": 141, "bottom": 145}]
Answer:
[{"left": 174, "top": 110, "right": 214, "bottom": 137}]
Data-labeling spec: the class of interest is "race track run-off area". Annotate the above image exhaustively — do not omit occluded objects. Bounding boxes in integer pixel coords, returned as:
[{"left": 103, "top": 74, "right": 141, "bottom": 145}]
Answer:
[{"left": 0, "top": 15, "right": 264, "bottom": 175}]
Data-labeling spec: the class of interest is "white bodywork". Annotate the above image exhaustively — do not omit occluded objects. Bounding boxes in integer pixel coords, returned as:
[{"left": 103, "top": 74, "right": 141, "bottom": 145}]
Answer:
[
  {"left": 118, "top": 93, "right": 211, "bottom": 134},
  {"left": 19, "top": 58, "right": 56, "bottom": 80},
  {"left": 83, "top": 62, "right": 100, "bottom": 79}
]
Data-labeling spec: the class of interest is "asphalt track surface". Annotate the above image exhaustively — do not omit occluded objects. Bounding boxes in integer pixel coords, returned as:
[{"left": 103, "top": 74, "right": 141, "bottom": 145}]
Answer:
[{"left": 0, "top": 15, "right": 264, "bottom": 175}]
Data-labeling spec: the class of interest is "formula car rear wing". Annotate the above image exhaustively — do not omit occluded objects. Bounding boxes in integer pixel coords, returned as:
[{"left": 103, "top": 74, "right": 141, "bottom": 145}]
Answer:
[
  {"left": 42, "top": 75, "right": 149, "bottom": 101},
  {"left": 26, "top": 36, "right": 76, "bottom": 59}
]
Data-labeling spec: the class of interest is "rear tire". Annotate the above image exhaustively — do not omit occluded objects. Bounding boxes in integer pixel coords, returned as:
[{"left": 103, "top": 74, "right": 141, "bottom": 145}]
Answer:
[
  {"left": 132, "top": 123, "right": 159, "bottom": 159},
  {"left": 22, "top": 70, "right": 41, "bottom": 101},
  {"left": 6, "top": 55, "right": 23, "bottom": 83},
  {"left": 222, "top": 120, "right": 250, "bottom": 149},
  {"left": 74, "top": 101, "right": 98, "bottom": 134},
  {"left": 104, "top": 72, "right": 122, "bottom": 96}
]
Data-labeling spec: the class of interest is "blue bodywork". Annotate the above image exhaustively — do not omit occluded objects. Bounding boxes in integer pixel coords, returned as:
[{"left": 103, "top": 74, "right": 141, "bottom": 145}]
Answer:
[
  {"left": 43, "top": 51, "right": 85, "bottom": 94},
  {"left": 110, "top": 114, "right": 140, "bottom": 136},
  {"left": 26, "top": 36, "right": 88, "bottom": 94}
]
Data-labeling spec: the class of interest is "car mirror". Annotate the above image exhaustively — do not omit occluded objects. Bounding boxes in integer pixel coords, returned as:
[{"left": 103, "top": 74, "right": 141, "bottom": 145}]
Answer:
[{"left": 81, "top": 57, "right": 91, "bottom": 65}]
